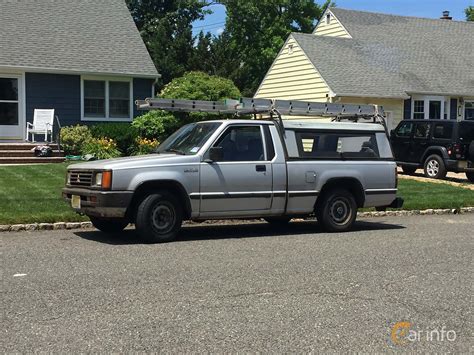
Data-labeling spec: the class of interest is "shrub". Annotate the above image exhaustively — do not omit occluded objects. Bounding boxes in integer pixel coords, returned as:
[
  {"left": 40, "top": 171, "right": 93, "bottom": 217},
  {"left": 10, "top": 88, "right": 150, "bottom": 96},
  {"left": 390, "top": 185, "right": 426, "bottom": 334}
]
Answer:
[
  {"left": 83, "top": 137, "right": 122, "bottom": 160},
  {"left": 89, "top": 123, "right": 138, "bottom": 154},
  {"left": 131, "top": 110, "right": 179, "bottom": 141},
  {"left": 60, "top": 125, "right": 92, "bottom": 155},
  {"left": 131, "top": 137, "right": 160, "bottom": 156},
  {"left": 160, "top": 71, "right": 242, "bottom": 124}
]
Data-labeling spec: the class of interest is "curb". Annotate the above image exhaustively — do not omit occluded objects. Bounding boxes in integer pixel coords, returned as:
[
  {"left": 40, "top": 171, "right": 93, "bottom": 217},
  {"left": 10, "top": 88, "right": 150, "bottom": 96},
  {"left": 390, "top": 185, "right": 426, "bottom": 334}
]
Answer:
[{"left": 1, "top": 207, "right": 474, "bottom": 233}]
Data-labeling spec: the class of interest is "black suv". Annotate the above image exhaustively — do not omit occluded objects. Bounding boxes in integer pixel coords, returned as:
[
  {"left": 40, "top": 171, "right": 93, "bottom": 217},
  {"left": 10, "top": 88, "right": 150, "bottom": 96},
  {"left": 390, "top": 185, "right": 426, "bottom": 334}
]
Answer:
[{"left": 390, "top": 120, "right": 474, "bottom": 182}]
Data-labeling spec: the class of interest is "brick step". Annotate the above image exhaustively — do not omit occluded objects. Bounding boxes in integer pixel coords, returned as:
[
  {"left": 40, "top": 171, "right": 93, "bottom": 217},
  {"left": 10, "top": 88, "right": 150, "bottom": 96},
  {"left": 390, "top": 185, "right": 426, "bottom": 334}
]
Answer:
[
  {"left": 0, "top": 157, "right": 65, "bottom": 164},
  {"left": 0, "top": 150, "right": 64, "bottom": 157},
  {"left": 0, "top": 143, "right": 59, "bottom": 151}
]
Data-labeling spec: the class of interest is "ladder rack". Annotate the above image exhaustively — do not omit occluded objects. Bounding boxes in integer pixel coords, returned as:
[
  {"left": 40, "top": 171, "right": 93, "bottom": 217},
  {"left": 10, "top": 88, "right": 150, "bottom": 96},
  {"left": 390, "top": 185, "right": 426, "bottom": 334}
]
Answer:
[
  {"left": 135, "top": 97, "right": 389, "bottom": 137},
  {"left": 136, "top": 97, "right": 384, "bottom": 118}
]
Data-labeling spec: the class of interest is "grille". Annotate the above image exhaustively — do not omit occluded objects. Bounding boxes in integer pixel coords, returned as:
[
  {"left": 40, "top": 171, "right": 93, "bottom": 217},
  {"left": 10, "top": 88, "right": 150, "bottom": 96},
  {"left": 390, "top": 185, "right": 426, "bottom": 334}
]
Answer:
[{"left": 68, "top": 170, "right": 93, "bottom": 187}]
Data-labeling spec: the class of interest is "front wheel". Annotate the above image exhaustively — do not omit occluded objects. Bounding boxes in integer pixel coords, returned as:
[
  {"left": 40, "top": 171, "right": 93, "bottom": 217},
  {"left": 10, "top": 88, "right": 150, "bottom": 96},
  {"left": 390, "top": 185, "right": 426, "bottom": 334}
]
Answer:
[
  {"left": 466, "top": 172, "right": 474, "bottom": 183},
  {"left": 316, "top": 189, "right": 357, "bottom": 232},
  {"left": 89, "top": 217, "right": 128, "bottom": 233},
  {"left": 135, "top": 191, "right": 183, "bottom": 243},
  {"left": 424, "top": 155, "right": 447, "bottom": 179}
]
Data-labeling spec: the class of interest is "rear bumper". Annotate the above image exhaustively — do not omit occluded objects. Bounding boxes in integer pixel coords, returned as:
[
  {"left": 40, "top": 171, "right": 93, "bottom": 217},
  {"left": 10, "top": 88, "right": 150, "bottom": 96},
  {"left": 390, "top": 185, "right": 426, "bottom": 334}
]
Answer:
[
  {"left": 445, "top": 159, "right": 474, "bottom": 173},
  {"left": 62, "top": 187, "right": 133, "bottom": 218}
]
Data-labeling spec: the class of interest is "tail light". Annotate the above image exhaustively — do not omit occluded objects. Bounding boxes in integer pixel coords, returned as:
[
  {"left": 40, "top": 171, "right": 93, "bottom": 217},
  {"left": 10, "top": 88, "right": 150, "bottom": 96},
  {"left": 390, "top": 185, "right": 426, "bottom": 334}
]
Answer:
[{"left": 448, "top": 143, "right": 463, "bottom": 159}]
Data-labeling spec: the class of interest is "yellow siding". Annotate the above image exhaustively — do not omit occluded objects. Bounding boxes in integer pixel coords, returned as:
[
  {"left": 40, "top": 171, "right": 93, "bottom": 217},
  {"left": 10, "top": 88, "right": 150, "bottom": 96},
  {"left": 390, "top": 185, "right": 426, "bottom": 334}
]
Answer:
[
  {"left": 254, "top": 37, "right": 331, "bottom": 103},
  {"left": 313, "top": 11, "right": 351, "bottom": 38},
  {"left": 337, "top": 97, "right": 405, "bottom": 130}
]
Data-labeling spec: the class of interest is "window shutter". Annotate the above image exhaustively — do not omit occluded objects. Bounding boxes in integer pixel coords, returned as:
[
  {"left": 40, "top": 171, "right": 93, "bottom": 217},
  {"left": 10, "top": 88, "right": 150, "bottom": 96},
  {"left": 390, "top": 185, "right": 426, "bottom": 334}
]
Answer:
[
  {"left": 450, "top": 98, "right": 457, "bottom": 120},
  {"left": 403, "top": 98, "right": 412, "bottom": 119}
]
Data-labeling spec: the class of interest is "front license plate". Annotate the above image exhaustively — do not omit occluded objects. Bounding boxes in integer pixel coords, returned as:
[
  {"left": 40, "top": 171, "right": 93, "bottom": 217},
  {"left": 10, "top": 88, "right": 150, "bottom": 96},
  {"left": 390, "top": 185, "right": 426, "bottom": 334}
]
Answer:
[{"left": 71, "top": 195, "right": 81, "bottom": 209}]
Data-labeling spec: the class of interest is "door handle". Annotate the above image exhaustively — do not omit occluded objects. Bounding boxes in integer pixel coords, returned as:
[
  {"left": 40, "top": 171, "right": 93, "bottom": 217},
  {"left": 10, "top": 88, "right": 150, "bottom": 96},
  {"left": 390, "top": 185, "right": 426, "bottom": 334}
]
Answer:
[{"left": 256, "top": 165, "right": 266, "bottom": 172}]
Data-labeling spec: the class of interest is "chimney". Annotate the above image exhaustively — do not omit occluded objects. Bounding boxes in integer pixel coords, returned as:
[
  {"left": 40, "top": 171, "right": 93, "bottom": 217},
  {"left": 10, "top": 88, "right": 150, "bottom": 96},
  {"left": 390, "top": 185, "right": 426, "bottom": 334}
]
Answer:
[{"left": 440, "top": 10, "right": 452, "bottom": 20}]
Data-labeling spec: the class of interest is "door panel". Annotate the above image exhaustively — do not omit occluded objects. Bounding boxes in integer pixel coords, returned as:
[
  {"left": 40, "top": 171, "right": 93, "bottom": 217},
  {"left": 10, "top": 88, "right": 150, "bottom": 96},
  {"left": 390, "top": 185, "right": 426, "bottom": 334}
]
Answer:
[
  {"left": 391, "top": 121, "right": 414, "bottom": 162},
  {"left": 200, "top": 162, "right": 273, "bottom": 212},
  {"left": 0, "top": 75, "right": 23, "bottom": 139},
  {"left": 199, "top": 125, "right": 273, "bottom": 214}
]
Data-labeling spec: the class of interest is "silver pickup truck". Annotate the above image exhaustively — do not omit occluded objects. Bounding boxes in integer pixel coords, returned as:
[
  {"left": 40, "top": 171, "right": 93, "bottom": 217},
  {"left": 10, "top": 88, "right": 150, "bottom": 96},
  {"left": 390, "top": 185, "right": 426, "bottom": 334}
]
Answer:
[{"left": 63, "top": 105, "right": 403, "bottom": 242}]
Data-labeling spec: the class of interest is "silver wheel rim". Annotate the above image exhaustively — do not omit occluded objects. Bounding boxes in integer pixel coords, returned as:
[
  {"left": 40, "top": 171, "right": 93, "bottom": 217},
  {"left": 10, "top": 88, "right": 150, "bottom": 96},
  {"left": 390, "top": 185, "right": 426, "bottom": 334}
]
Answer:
[
  {"left": 426, "top": 159, "right": 439, "bottom": 177},
  {"left": 151, "top": 202, "right": 176, "bottom": 234},
  {"left": 329, "top": 197, "right": 352, "bottom": 225}
]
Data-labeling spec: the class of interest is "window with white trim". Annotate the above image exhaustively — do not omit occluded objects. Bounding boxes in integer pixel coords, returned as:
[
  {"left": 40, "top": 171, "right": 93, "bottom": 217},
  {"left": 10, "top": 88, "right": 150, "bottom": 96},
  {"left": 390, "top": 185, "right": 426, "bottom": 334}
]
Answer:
[
  {"left": 411, "top": 95, "right": 448, "bottom": 120},
  {"left": 413, "top": 100, "right": 424, "bottom": 119},
  {"left": 82, "top": 77, "right": 132, "bottom": 121},
  {"left": 465, "top": 101, "right": 474, "bottom": 121}
]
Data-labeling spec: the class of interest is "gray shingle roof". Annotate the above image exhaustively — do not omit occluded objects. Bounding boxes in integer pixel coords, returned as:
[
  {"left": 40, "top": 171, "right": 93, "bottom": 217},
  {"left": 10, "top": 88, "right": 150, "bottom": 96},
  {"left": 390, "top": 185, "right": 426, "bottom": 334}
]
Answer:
[
  {"left": 292, "top": 8, "right": 474, "bottom": 98},
  {"left": 0, "top": 0, "right": 158, "bottom": 77}
]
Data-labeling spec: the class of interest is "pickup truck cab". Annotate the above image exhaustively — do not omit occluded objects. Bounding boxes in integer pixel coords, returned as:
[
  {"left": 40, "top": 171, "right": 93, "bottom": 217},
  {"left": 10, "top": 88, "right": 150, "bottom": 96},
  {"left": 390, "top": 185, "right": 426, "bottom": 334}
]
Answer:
[{"left": 63, "top": 119, "right": 403, "bottom": 242}]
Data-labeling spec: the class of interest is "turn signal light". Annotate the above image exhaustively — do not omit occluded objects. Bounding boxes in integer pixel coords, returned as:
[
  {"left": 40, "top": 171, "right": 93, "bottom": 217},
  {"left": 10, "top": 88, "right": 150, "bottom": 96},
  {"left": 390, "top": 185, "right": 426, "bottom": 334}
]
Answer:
[{"left": 102, "top": 171, "right": 112, "bottom": 190}]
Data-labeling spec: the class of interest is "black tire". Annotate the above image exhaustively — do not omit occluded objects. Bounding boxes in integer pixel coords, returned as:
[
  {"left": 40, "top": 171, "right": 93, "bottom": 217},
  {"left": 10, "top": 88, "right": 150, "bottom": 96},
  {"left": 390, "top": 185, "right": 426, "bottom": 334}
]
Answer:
[
  {"left": 89, "top": 217, "right": 128, "bottom": 234},
  {"left": 466, "top": 172, "right": 474, "bottom": 183},
  {"left": 135, "top": 191, "right": 183, "bottom": 243},
  {"left": 264, "top": 216, "right": 292, "bottom": 225},
  {"left": 401, "top": 166, "right": 417, "bottom": 175},
  {"left": 423, "top": 155, "right": 447, "bottom": 179},
  {"left": 316, "top": 189, "right": 357, "bottom": 233}
]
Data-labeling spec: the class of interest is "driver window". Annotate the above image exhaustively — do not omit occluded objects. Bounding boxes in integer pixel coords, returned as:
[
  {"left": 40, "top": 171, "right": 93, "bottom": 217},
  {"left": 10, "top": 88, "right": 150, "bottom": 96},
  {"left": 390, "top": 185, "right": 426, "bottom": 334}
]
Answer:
[{"left": 213, "top": 126, "right": 264, "bottom": 161}]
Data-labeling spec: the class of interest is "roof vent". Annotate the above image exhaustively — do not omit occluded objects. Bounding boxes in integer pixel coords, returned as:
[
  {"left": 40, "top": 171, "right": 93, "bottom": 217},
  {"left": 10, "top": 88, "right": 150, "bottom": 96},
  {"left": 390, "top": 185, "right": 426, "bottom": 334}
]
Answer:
[{"left": 440, "top": 10, "right": 452, "bottom": 20}]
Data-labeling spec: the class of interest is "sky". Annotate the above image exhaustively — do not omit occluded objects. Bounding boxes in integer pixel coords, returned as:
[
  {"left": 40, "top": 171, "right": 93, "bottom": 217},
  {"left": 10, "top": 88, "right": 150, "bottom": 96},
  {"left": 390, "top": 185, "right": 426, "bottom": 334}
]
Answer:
[{"left": 192, "top": 0, "right": 472, "bottom": 36}]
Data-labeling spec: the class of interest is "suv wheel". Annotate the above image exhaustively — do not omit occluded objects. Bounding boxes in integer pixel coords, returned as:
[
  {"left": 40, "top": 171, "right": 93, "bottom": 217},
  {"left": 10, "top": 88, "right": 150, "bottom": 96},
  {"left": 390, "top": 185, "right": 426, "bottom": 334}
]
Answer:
[
  {"left": 316, "top": 189, "right": 357, "bottom": 232},
  {"left": 466, "top": 172, "right": 474, "bottom": 183},
  {"left": 424, "top": 155, "right": 447, "bottom": 179},
  {"left": 135, "top": 191, "right": 183, "bottom": 243},
  {"left": 90, "top": 217, "right": 128, "bottom": 233},
  {"left": 401, "top": 166, "right": 417, "bottom": 175}
]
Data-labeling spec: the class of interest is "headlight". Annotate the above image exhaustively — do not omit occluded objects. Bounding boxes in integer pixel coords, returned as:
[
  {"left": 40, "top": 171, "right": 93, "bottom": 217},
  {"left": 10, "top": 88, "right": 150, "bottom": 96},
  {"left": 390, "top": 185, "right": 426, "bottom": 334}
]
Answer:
[
  {"left": 93, "top": 171, "right": 112, "bottom": 189},
  {"left": 95, "top": 173, "right": 103, "bottom": 186}
]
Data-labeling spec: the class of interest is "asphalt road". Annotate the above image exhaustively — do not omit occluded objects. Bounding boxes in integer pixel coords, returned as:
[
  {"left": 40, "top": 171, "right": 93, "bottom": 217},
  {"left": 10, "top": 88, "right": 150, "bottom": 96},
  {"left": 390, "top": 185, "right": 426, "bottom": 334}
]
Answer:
[{"left": 1, "top": 215, "right": 472, "bottom": 352}]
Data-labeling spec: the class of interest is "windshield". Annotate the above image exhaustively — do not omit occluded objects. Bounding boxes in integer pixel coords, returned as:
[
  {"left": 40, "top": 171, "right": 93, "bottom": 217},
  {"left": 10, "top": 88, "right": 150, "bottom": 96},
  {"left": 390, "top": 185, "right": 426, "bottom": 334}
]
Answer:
[{"left": 155, "top": 122, "right": 221, "bottom": 155}]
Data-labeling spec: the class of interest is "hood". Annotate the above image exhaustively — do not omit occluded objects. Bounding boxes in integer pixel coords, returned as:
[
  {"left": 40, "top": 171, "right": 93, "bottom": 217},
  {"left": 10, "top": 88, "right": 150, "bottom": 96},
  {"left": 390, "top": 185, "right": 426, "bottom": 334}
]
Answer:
[{"left": 68, "top": 153, "right": 200, "bottom": 171}]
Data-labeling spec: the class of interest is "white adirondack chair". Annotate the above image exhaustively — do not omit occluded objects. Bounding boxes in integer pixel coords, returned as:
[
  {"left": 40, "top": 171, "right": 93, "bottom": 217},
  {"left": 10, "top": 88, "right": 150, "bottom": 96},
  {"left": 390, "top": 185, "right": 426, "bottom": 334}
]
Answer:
[{"left": 26, "top": 109, "right": 55, "bottom": 142}]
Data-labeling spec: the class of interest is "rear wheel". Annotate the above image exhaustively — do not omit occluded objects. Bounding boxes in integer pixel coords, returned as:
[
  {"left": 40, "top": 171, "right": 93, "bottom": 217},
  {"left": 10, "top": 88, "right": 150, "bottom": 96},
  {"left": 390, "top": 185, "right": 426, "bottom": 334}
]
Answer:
[
  {"left": 264, "top": 216, "right": 291, "bottom": 225},
  {"left": 89, "top": 217, "right": 128, "bottom": 233},
  {"left": 135, "top": 191, "right": 183, "bottom": 243},
  {"left": 424, "top": 155, "right": 447, "bottom": 179},
  {"left": 316, "top": 189, "right": 357, "bottom": 232},
  {"left": 466, "top": 172, "right": 474, "bottom": 183},
  {"left": 401, "top": 166, "right": 417, "bottom": 175}
]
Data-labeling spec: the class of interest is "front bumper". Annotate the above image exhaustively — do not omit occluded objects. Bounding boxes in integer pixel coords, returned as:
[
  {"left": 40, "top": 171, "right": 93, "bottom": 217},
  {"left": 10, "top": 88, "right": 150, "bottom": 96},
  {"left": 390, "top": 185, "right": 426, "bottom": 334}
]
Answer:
[
  {"left": 62, "top": 187, "right": 133, "bottom": 218},
  {"left": 445, "top": 159, "right": 474, "bottom": 173}
]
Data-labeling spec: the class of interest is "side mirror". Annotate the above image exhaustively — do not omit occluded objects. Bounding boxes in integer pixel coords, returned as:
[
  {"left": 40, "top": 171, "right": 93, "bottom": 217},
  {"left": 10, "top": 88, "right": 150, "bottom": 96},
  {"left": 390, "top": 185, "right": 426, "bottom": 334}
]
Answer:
[
  {"left": 207, "top": 146, "right": 223, "bottom": 162},
  {"left": 390, "top": 129, "right": 395, "bottom": 137}
]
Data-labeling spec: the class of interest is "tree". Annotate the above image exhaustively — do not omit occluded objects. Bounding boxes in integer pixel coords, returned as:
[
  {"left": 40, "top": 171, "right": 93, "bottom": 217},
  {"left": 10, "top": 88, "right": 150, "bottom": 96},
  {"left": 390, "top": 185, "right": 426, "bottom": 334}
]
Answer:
[
  {"left": 218, "top": 0, "right": 330, "bottom": 96},
  {"left": 126, "top": 0, "right": 211, "bottom": 85},
  {"left": 466, "top": 6, "right": 474, "bottom": 21},
  {"left": 188, "top": 31, "right": 214, "bottom": 73}
]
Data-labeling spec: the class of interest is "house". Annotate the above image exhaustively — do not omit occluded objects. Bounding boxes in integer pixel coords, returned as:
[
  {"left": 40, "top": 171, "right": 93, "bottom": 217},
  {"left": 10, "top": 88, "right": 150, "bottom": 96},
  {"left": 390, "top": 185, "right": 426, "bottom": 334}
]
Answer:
[
  {"left": 0, "top": 0, "right": 159, "bottom": 141},
  {"left": 254, "top": 8, "right": 474, "bottom": 130}
]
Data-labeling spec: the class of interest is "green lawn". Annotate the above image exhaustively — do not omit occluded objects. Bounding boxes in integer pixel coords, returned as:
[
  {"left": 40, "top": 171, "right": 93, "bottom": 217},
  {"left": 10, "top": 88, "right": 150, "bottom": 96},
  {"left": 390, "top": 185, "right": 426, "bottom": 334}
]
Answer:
[
  {"left": 0, "top": 164, "right": 473, "bottom": 224},
  {"left": 0, "top": 163, "right": 88, "bottom": 224}
]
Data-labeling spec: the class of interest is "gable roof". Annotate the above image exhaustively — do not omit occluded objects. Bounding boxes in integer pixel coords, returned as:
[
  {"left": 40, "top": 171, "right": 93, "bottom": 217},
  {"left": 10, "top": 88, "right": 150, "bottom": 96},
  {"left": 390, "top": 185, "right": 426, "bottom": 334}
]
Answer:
[
  {"left": 293, "top": 8, "right": 474, "bottom": 98},
  {"left": 0, "top": 0, "right": 158, "bottom": 78}
]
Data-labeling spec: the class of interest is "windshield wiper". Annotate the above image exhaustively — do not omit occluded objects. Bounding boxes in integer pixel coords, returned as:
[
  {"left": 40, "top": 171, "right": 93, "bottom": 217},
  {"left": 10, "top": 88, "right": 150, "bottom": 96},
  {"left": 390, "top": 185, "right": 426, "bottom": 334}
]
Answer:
[{"left": 163, "top": 148, "right": 186, "bottom": 155}]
